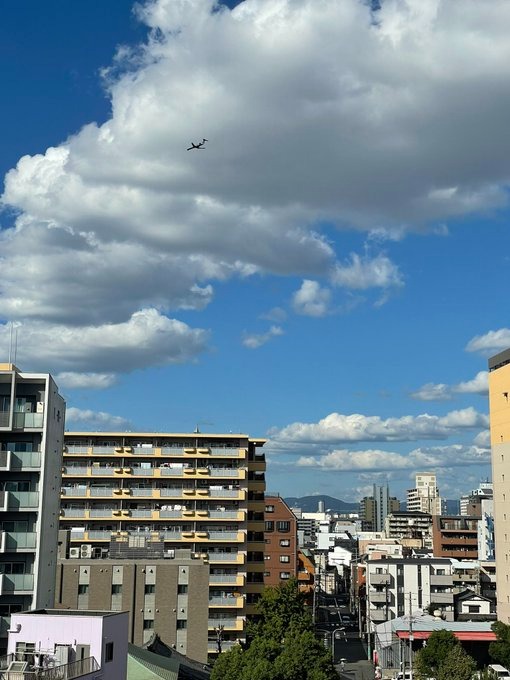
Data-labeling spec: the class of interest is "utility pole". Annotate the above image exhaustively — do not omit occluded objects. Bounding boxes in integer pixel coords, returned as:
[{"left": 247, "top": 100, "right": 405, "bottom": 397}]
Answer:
[{"left": 408, "top": 592, "right": 414, "bottom": 679}]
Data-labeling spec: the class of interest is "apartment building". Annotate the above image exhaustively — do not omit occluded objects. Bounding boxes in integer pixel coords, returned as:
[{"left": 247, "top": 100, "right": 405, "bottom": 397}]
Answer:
[
  {"left": 431, "top": 515, "right": 479, "bottom": 559},
  {"left": 59, "top": 431, "right": 266, "bottom": 654},
  {"left": 0, "top": 364, "right": 65, "bottom": 654},
  {"left": 488, "top": 348, "right": 510, "bottom": 623},
  {"left": 56, "top": 540, "right": 210, "bottom": 662},
  {"left": 385, "top": 511, "right": 433, "bottom": 548},
  {"left": 360, "top": 485, "right": 400, "bottom": 532},
  {"left": 366, "top": 557, "right": 455, "bottom": 630},
  {"left": 263, "top": 496, "right": 297, "bottom": 586},
  {"left": 407, "top": 473, "right": 442, "bottom": 515}
]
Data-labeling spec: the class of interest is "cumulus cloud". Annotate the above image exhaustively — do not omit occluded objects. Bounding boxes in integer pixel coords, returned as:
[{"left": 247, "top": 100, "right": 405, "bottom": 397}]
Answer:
[
  {"left": 292, "top": 280, "right": 332, "bottom": 317},
  {"left": 269, "top": 407, "right": 488, "bottom": 444},
  {"left": 411, "top": 371, "right": 489, "bottom": 401},
  {"left": 296, "top": 443, "right": 490, "bottom": 472},
  {"left": 0, "top": 309, "right": 208, "bottom": 375},
  {"left": 0, "top": 1, "right": 509, "bottom": 336},
  {"left": 66, "top": 407, "right": 132, "bottom": 431},
  {"left": 242, "top": 325, "right": 284, "bottom": 349},
  {"left": 331, "top": 253, "right": 403, "bottom": 291},
  {"left": 466, "top": 329, "right": 510, "bottom": 356}
]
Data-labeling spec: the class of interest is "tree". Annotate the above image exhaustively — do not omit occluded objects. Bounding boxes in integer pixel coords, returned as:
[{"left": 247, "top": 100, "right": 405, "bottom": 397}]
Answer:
[
  {"left": 436, "top": 643, "right": 476, "bottom": 680},
  {"left": 211, "top": 579, "right": 337, "bottom": 680},
  {"left": 490, "top": 621, "right": 510, "bottom": 668},
  {"left": 414, "top": 630, "right": 463, "bottom": 679}
]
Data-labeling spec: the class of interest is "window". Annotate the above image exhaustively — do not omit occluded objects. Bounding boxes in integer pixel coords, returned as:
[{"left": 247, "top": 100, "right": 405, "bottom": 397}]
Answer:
[
  {"left": 143, "top": 619, "right": 155, "bottom": 629},
  {"left": 177, "top": 620, "right": 187, "bottom": 629},
  {"left": 468, "top": 605, "right": 480, "bottom": 614},
  {"left": 280, "top": 572, "right": 291, "bottom": 580},
  {"left": 105, "top": 642, "right": 114, "bottom": 663},
  {"left": 265, "top": 505, "right": 275, "bottom": 513},
  {"left": 280, "top": 555, "right": 290, "bottom": 563},
  {"left": 144, "top": 584, "right": 155, "bottom": 595},
  {"left": 178, "top": 584, "right": 188, "bottom": 594},
  {"left": 111, "top": 584, "right": 122, "bottom": 595},
  {"left": 277, "top": 521, "right": 290, "bottom": 532},
  {"left": 265, "top": 521, "right": 274, "bottom": 532},
  {"left": 78, "top": 584, "right": 89, "bottom": 595},
  {"left": 280, "top": 539, "right": 290, "bottom": 547}
]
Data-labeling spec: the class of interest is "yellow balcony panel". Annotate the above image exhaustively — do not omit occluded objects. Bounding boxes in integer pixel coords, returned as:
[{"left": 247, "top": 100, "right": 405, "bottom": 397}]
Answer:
[
  {"left": 113, "top": 489, "right": 123, "bottom": 495},
  {"left": 124, "top": 446, "right": 133, "bottom": 453},
  {"left": 184, "top": 448, "right": 196, "bottom": 454},
  {"left": 197, "top": 489, "right": 210, "bottom": 496},
  {"left": 182, "top": 510, "right": 195, "bottom": 517},
  {"left": 182, "top": 531, "right": 195, "bottom": 538},
  {"left": 113, "top": 510, "right": 122, "bottom": 516},
  {"left": 207, "top": 618, "right": 244, "bottom": 632},
  {"left": 196, "top": 531, "right": 208, "bottom": 538},
  {"left": 122, "top": 510, "right": 131, "bottom": 516},
  {"left": 123, "top": 467, "right": 132, "bottom": 474},
  {"left": 115, "top": 447, "right": 123, "bottom": 453},
  {"left": 197, "top": 447, "right": 210, "bottom": 454},
  {"left": 197, "top": 468, "right": 210, "bottom": 475},
  {"left": 196, "top": 510, "right": 209, "bottom": 517},
  {"left": 122, "top": 489, "right": 132, "bottom": 495},
  {"left": 182, "top": 489, "right": 195, "bottom": 496},
  {"left": 183, "top": 468, "right": 195, "bottom": 475},
  {"left": 114, "top": 468, "right": 123, "bottom": 473}
]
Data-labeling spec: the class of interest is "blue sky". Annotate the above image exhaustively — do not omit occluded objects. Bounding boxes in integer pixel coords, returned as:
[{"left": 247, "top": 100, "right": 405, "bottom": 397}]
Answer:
[{"left": 2, "top": 0, "right": 510, "bottom": 503}]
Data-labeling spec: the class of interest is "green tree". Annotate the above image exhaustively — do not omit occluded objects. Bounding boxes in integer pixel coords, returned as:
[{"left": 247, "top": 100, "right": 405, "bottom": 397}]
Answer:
[
  {"left": 490, "top": 621, "right": 510, "bottom": 668},
  {"left": 414, "top": 630, "right": 462, "bottom": 679},
  {"left": 211, "top": 580, "right": 337, "bottom": 680},
  {"left": 436, "top": 643, "right": 476, "bottom": 680}
]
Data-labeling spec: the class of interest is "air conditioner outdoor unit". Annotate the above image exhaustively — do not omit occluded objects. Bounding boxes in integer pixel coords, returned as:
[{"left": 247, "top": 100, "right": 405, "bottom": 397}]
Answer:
[
  {"left": 36, "top": 402, "right": 44, "bottom": 413},
  {"left": 80, "top": 544, "right": 93, "bottom": 558},
  {"left": 69, "top": 547, "right": 80, "bottom": 559}
]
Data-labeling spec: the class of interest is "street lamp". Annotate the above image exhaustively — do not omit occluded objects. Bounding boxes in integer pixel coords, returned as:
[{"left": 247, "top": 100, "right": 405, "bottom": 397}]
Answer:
[{"left": 331, "top": 627, "right": 346, "bottom": 664}]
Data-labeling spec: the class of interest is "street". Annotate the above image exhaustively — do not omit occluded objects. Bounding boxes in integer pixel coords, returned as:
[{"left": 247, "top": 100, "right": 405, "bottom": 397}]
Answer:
[{"left": 315, "top": 593, "right": 374, "bottom": 680}]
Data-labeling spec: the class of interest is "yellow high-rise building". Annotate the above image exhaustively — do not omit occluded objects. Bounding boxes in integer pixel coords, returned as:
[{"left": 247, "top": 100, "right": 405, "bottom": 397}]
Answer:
[
  {"left": 58, "top": 431, "right": 265, "bottom": 655},
  {"left": 488, "top": 349, "right": 510, "bottom": 622}
]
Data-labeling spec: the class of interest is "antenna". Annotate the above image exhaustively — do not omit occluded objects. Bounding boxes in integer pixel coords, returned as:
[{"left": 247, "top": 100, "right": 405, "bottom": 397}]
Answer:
[
  {"left": 14, "top": 327, "right": 18, "bottom": 365},
  {"left": 8, "top": 322, "right": 13, "bottom": 363}
]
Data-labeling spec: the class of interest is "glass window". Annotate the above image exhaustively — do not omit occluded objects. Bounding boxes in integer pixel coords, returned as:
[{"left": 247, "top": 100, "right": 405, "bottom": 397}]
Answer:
[
  {"left": 265, "top": 521, "right": 274, "bottom": 532},
  {"left": 143, "top": 620, "right": 154, "bottom": 629},
  {"left": 178, "top": 584, "right": 188, "bottom": 594},
  {"left": 105, "top": 642, "right": 114, "bottom": 663},
  {"left": 280, "top": 539, "right": 290, "bottom": 547},
  {"left": 280, "top": 572, "right": 291, "bottom": 580},
  {"left": 277, "top": 521, "right": 290, "bottom": 532},
  {"left": 177, "top": 620, "right": 187, "bottom": 629},
  {"left": 280, "top": 555, "right": 290, "bottom": 563},
  {"left": 265, "top": 505, "right": 275, "bottom": 513},
  {"left": 144, "top": 584, "right": 155, "bottom": 594}
]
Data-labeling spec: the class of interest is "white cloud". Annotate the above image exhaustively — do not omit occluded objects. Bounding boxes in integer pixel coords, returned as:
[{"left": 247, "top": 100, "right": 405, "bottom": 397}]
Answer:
[
  {"left": 0, "top": 309, "right": 208, "bottom": 375},
  {"left": 66, "top": 407, "right": 131, "bottom": 431},
  {"left": 331, "top": 253, "right": 403, "bottom": 291},
  {"left": 242, "top": 325, "right": 284, "bottom": 349},
  {"left": 269, "top": 407, "right": 488, "bottom": 444},
  {"left": 56, "top": 372, "right": 117, "bottom": 390},
  {"left": 411, "top": 370, "right": 489, "bottom": 401},
  {"left": 261, "top": 307, "right": 287, "bottom": 323},
  {"left": 0, "top": 0, "right": 509, "bottom": 362},
  {"left": 473, "top": 429, "right": 490, "bottom": 447},
  {"left": 292, "top": 280, "right": 331, "bottom": 317},
  {"left": 466, "top": 329, "right": 510, "bottom": 356},
  {"left": 296, "top": 443, "right": 490, "bottom": 472}
]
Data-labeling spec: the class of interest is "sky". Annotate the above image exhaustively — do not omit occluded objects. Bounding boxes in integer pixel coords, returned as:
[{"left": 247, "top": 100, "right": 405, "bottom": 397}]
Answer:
[{"left": 2, "top": 0, "right": 510, "bottom": 504}]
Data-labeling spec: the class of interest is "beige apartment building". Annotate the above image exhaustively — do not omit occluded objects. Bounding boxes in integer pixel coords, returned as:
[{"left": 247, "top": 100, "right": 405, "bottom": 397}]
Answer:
[
  {"left": 58, "top": 431, "right": 266, "bottom": 656},
  {"left": 407, "top": 473, "right": 442, "bottom": 515},
  {"left": 489, "top": 348, "right": 510, "bottom": 623}
]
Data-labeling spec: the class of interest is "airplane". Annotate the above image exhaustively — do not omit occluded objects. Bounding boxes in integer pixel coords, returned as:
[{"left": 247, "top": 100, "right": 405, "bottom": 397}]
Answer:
[{"left": 187, "top": 138, "right": 208, "bottom": 151}]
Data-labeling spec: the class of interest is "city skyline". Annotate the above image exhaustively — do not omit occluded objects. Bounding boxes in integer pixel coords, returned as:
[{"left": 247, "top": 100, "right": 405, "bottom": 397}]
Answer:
[{"left": 1, "top": 0, "right": 509, "bottom": 501}]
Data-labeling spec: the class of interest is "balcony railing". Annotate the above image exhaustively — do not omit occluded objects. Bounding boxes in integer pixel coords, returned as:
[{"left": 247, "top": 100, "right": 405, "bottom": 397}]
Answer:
[
  {"left": 62, "top": 487, "right": 87, "bottom": 497},
  {"left": 1, "top": 532, "right": 37, "bottom": 551},
  {"left": 13, "top": 413, "right": 44, "bottom": 429},
  {"left": 369, "top": 573, "right": 391, "bottom": 585},
  {"left": 0, "top": 573, "right": 34, "bottom": 592}
]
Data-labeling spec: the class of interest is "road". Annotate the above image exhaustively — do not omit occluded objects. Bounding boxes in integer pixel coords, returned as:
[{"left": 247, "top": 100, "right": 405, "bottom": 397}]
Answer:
[{"left": 315, "top": 593, "right": 374, "bottom": 680}]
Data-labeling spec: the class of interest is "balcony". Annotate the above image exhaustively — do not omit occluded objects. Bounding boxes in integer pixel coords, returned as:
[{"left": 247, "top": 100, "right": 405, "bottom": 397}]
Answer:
[
  {"left": 89, "top": 487, "right": 116, "bottom": 497},
  {"left": 0, "top": 491, "right": 39, "bottom": 511},
  {"left": 208, "top": 553, "right": 243, "bottom": 563},
  {"left": 430, "top": 574, "right": 454, "bottom": 586},
  {"left": 159, "top": 509, "right": 182, "bottom": 518},
  {"left": 91, "top": 467, "right": 116, "bottom": 476},
  {"left": 210, "top": 447, "right": 242, "bottom": 457},
  {"left": 0, "top": 531, "right": 37, "bottom": 552},
  {"left": 0, "top": 451, "right": 41, "bottom": 470},
  {"left": 210, "top": 468, "right": 241, "bottom": 478},
  {"left": 209, "top": 574, "right": 244, "bottom": 585},
  {"left": 209, "top": 596, "right": 244, "bottom": 607},
  {"left": 60, "top": 508, "right": 86, "bottom": 518},
  {"left": 0, "top": 573, "right": 34, "bottom": 594},
  {"left": 12, "top": 412, "right": 44, "bottom": 429},
  {"left": 207, "top": 618, "right": 244, "bottom": 631},
  {"left": 132, "top": 468, "right": 154, "bottom": 476},
  {"left": 369, "top": 573, "right": 391, "bottom": 585},
  {"left": 160, "top": 467, "right": 184, "bottom": 476},
  {"left": 63, "top": 467, "right": 89, "bottom": 476},
  {"left": 207, "top": 531, "right": 242, "bottom": 541},
  {"left": 430, "top": 591, "right": 454, "bottom": 604},
  {"left": 62, "top": 487, "right": 87, "bottom": 497},
  {"left": 369, "top": 608, "right": 388, "bottom": 622},
  {"left": 369, "top": 591, "right": 388, "bottom": 604}
]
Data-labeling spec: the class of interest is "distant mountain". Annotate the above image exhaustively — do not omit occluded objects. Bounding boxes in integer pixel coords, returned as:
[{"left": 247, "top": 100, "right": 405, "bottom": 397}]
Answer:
[{"left": 285, "top": 494, "right": 358, "bottom": 514}]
